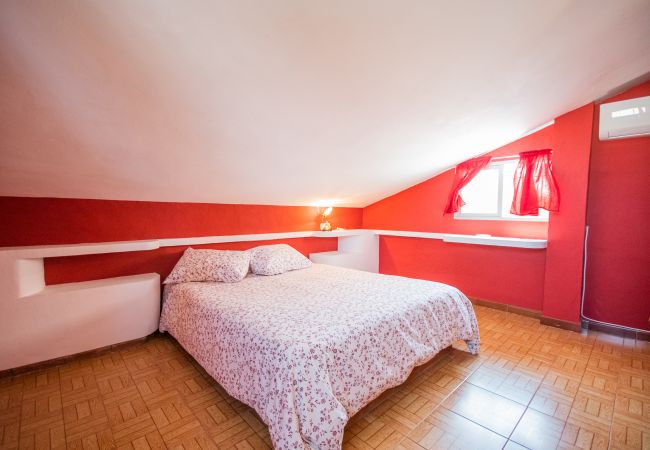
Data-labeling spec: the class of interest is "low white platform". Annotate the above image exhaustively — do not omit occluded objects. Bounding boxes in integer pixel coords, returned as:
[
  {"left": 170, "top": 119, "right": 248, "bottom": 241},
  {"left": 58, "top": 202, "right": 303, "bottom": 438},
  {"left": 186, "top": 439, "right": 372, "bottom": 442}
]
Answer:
[
  {"left": 0, "top": 240, "right": 163, "bottom": 370},
  {"left": 0, "top": 273, "right": 160, "bottom": 371}
]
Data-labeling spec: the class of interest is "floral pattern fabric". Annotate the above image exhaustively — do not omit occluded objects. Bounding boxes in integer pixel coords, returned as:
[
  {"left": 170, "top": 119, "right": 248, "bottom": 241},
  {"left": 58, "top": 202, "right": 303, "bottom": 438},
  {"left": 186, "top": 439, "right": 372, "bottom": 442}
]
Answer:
[
  {"left": 159, "top": 264, "right": 480, "bottom": 449},
  {"left": 249, "top": 244, "right": 312, "bottom": 276},
  {"left": 163, "top": 248, "right": 250, "bottom": 284}
]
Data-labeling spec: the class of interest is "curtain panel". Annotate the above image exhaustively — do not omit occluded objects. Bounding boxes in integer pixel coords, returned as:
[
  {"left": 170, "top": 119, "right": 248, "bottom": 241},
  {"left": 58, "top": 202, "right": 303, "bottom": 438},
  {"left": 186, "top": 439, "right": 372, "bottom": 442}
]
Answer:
[
  {"left": 443, "top": 156, "right": 492, "bottom": 214},
  {"left": 510, "top": 149, "right": 560, "bottom": 216}
]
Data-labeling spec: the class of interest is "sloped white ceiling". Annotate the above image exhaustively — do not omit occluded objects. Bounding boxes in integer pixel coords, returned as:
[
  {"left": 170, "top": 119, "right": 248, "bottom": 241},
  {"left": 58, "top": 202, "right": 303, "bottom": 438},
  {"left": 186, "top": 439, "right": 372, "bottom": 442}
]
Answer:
[{"left": 1, "top": 1, "right": 649, "bottom": 207}]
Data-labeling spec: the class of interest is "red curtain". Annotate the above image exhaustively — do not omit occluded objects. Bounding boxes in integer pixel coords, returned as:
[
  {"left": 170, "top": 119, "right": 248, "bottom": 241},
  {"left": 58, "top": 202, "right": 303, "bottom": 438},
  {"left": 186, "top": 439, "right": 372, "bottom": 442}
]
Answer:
[
  {"left": 511, "top": 149, "right": 560, "bottom": 216},
  {"left": 444, "top": 156, "right": 492, "bottom": 214}
]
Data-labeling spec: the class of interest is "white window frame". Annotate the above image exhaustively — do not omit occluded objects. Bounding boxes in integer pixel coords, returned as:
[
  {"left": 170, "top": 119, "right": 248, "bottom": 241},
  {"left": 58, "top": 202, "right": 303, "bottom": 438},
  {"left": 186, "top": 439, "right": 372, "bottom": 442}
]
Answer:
[{"left": 454, "top": 159, "right": 548, "bottom": 222}]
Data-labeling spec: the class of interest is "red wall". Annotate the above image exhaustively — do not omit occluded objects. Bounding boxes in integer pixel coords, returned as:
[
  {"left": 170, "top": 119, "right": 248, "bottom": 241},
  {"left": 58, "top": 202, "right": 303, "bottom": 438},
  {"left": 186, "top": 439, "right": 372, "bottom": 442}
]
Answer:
[
  {"left": 378, "top": 237, "right": 546, "bottom": 310},
  {"left": 542, "top": 104, "right": 594, "bottom": 325},
  {"left": 0, "top": 197, "right": 363, "bottom": 284},
  {"left": 583, "top": 81, "right": 650, "bottom": 331},
  {"left": 363, "top": 125, "right": 554, "bottom": 311}
]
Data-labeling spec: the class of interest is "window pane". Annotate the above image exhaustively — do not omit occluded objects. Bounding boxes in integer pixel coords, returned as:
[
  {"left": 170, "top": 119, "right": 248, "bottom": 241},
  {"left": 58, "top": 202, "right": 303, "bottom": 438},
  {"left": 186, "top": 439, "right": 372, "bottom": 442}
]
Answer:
[{"left": 460, "top": 168, "right": 499, "bottom": 214}]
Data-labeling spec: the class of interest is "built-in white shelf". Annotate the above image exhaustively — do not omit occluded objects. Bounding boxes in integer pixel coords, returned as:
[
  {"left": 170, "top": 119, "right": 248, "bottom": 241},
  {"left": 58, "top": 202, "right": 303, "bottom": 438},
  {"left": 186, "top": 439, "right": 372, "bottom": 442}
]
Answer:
[
  {"left": 0, "top": 240, "right": 160, "bottom": 258},
  {"left": 373, "top": 229, "right": 546, "bottom": 249},
  {"left": 374, "top": 230, "right": 446, "bottom": 240},
  {"left": 0, "top": 229, "right": 546, "bottom": 259},
  {"left": 441, "top": 233, "right": 547, "bottom": 249},
  {"left": 309, "top": 230, "right": 373, "bottom": 238},
  {"left": 0, "top": 231, "right": 357, "bottom": 259},
  {"left": 159, "top": 230, "right": 365, "bottom": 247}
]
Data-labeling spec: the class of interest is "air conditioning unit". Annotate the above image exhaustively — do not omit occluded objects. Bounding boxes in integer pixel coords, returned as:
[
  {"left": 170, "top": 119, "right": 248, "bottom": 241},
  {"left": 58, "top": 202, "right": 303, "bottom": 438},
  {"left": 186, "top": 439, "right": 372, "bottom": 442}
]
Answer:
[{"left": 599, "top": 95, "right": 650, "bottom": 140}]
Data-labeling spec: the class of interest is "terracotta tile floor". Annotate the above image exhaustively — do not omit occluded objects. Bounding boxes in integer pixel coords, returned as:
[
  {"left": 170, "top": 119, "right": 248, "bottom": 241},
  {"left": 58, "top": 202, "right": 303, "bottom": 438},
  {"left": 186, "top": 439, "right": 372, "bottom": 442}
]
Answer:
[{"left": 1, "top": 305, "right": 648, "bottom": 450}]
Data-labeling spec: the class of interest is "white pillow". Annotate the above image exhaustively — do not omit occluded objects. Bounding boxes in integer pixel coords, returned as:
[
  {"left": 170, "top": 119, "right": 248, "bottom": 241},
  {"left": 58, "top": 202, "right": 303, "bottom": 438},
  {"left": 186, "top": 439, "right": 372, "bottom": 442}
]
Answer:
[
  {"left": 249, "top": 244, "right": 312, "bottom": 276},
  {"left": 163, "top": 248, "right": 250, "bottom": 284}
]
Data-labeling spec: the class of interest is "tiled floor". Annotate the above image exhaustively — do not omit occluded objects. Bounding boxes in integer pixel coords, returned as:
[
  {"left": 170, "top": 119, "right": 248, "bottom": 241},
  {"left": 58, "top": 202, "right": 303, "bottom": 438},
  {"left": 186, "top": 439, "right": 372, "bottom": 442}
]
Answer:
[{"left": 0, "top": 305, "right": 648, "bottom": 449}]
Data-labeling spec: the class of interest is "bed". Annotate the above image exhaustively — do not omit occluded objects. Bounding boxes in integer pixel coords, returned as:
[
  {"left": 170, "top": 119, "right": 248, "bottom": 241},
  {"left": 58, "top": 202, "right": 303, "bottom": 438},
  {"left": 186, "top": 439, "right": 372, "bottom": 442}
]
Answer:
[{"left": 159, "top": 263, "right": 480, "bottom": 450}]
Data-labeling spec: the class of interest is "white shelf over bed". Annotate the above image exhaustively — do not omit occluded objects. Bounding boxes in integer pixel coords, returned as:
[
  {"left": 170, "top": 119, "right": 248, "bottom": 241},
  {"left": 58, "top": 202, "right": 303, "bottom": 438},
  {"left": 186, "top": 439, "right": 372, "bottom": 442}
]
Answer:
[
  {"left": 0, "top": 240, "right": 160, "bottom": 258},
  {"left": 159, "top": 229, "right": 367, "bottom": 246}
]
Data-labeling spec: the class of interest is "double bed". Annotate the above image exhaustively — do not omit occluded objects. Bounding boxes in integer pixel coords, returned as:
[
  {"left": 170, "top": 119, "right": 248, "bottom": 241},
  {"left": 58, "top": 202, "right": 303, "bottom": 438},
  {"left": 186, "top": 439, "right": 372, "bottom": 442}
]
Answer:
[{"left": 159, "top": 263, "right": 480, "bottom": 449}]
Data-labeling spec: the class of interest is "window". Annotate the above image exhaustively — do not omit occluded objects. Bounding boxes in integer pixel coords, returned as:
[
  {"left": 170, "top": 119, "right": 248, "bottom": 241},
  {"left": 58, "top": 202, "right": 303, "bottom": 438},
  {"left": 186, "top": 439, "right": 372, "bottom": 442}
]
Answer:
[{"left": 454, "top": 159, "right": 549, "bottom": 221}]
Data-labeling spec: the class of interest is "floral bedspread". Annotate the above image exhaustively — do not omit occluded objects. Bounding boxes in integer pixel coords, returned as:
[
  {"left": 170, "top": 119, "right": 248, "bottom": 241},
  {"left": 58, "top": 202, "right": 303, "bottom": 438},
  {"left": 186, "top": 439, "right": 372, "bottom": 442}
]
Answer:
[{"left": 159, "top": 264, "right": 480, "bottom": 449}]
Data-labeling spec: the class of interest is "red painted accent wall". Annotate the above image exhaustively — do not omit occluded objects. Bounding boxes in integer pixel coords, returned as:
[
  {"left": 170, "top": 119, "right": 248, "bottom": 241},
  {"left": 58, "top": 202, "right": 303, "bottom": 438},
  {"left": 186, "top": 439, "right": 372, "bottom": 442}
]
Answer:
[
  {"left": 0, "top": 197, "right": 363, "bottom": 284},
  {"left": 362, "top": 126, "right": 554, "bottom": 311},
  {"left": 541, "top": 104, "right": 594, "bottom": 324},
  {"left": 584, "top": 81, "right": 650, "bottom": 331},
  {"left": 379, "top": 237, "right": 546, "bottom": 310}
]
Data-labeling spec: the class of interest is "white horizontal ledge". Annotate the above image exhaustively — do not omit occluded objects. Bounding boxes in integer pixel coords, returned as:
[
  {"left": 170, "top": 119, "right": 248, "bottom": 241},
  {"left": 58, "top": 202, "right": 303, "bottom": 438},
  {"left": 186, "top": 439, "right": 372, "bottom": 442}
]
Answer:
[
  {"left": 374, "top": 230, "right": 446, "bottom": 240},
  {"left": 374, "top": 230, "right": 546, "bottom": 249},
  {"left": 442, "top": 234, "right": 547, "bottom": 249},
  {"left": 0, "top": 228, "right": 546, "bottom": 258},
  {"left": 0, "top": 240, "right": 160, "bottom": 258},
  {"left": 310, "top": 230, "right": 375, "bottom": 238},
  {"left": 159, "top": 231, "right": 315, "bottom": 247},
  {"left": 158, "top": 229, "right": 367, "bottom": 247},
  {"left": 0, "top": 230, "right": 368, "bottom": 258}
]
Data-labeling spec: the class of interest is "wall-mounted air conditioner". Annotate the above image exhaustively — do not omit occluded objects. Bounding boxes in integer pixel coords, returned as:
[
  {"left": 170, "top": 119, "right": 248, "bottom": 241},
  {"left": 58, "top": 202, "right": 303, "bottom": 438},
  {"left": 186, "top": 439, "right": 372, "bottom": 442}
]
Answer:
[{"left": 599, "top": 95, "right": 650, "bottom": 141}]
